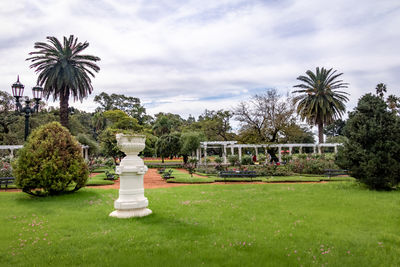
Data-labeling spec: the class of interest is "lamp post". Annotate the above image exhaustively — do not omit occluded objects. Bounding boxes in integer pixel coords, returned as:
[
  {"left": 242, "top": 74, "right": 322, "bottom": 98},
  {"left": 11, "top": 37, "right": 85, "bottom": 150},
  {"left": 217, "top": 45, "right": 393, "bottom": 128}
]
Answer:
[{"left": 11, "top": 76, "right": 43, "bottom": 141}]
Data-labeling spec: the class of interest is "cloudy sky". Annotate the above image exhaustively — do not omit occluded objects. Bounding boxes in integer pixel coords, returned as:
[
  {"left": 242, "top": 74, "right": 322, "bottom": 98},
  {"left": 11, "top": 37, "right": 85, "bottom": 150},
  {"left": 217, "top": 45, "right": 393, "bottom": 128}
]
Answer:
[{"left": 1, "top": 0, "right": 399, "bottom": 121}]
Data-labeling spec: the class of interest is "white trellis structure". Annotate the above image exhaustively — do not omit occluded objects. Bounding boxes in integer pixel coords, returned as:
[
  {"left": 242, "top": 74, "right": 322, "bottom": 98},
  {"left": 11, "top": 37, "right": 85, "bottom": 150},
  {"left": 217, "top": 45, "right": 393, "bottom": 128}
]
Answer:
[
  {"left": 0, "top": 144, "right": 90, "bottom": 160},
  {"left": 197, "top": 141, "right": 342, "bottom": 164}
]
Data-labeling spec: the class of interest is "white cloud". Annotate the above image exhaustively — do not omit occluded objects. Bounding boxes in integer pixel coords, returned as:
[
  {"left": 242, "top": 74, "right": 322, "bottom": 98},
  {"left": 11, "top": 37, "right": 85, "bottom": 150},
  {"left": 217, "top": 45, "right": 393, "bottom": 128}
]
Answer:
[{"left": 1, "top": 0, "right": 399, "bottom": 120}]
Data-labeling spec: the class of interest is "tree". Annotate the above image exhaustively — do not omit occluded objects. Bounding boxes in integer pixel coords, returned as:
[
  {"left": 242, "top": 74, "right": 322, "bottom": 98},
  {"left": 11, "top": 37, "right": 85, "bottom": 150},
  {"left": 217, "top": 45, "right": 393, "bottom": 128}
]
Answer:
[
  {"left": 27, "top": 35, "right": 100, "bottom": 128},
  {"left": 155, "top": 133, "right": 181, "bottom": 163},
  {"left": 99, "top": 110, "right": 142, "bottom": 162},
  {"left": 375, "top": 83, "right": 387, "bottom": 99},
  {"left": 336, "top": 94, "right": 400, "bottom": 190},
  {"left": 233, "top": 88, "right": 296, "bottom": 143},
  {"left": 152, "top": 113, "right": 183, "bottom": 137},
  {"left": 386, "top": 94, "right": 400, "bottom": 115},
  {"left": 0, "top": 91, "right": 17, "bottom": 135},
  {"left": 195, "top": 110, "right": 234, "bottom": 141},
  {"left": 180, "top": 131, "right": 205, "bottom": 163},
  {"left": 293, "top": 67, "right": 349, "bottom": 143},
  {"left": 324, "top": 119, "right": 346, "bottom": 137},
  {"left": 94, "top": 92, "right": 151, "bottom": 125}
]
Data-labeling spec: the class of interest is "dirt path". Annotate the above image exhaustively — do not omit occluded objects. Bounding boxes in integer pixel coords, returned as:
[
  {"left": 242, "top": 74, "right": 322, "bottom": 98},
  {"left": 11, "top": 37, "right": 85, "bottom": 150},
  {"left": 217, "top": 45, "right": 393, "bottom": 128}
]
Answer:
[
  {"left": 86, "top": 168, "right": 190, "bottom": 189},
  {"left": 1, "top": 169, "right": 330, "bottom": 192}
]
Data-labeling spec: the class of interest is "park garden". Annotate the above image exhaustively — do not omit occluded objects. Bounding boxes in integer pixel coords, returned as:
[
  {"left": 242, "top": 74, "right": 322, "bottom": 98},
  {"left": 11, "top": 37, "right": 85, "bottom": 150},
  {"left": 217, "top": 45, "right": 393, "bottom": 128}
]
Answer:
[{"left": 0, "top": 36, "right": 399, "bottom": 266}]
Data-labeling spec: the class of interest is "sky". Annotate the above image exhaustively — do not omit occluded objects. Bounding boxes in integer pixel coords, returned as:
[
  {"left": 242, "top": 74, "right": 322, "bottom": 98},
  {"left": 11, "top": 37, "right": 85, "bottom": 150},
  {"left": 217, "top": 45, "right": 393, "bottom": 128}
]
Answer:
[{"left": 1, "top": 0, "right": 400, "bottom": 123}]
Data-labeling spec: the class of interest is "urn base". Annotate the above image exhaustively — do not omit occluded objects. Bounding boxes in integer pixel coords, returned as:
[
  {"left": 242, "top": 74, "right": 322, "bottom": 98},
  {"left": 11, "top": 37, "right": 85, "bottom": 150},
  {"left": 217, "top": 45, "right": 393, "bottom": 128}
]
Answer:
[{"left": 109, "top": 208, "right": 152, "bottom": 218}]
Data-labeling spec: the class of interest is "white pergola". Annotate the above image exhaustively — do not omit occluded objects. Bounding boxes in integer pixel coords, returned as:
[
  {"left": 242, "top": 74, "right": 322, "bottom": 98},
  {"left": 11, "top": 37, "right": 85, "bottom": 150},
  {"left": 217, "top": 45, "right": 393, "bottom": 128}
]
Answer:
[
  {"left": 0, "top": 144, "right": 90, "bottom": 160},
  {"left": 197, "top": 141, "right": 342, "bottom": 164}
]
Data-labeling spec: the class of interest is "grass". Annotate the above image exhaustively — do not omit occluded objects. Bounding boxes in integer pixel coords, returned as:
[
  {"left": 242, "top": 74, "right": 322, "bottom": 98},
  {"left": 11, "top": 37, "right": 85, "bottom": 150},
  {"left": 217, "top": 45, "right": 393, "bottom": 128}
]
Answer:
[
  {"left": 1, "top": 182, "right": 399, "bottom": 266},
  {"left": 86, "top": 173, "right": 115, "bottom": 186},
  {"left": 166, "top": 169, "right": 215, "bottom": 183}
]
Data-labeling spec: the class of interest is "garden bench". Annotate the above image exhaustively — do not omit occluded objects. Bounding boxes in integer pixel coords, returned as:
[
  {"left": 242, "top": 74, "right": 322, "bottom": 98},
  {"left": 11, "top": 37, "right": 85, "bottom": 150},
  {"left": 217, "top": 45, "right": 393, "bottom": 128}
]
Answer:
[
  {"left": 0, "top": 177, "right": 15, "bottom": 190},
  {"left": 324, "top": 169, "right": 347, "bottom": 178},
  {"left": 218, "top": 171, "right": 257, "bottom": 181}
]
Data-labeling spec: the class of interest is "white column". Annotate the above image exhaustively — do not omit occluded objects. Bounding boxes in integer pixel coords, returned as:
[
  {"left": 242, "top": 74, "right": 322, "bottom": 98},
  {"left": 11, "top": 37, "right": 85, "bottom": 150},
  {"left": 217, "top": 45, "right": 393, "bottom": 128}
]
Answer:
[
  {"left": 313, "top": 146, "right": 316, "bottom": 154},
  {"left": 334, "top": 145, "right": 338, "bottom": 154},
  {"left": 300, "top": 146, "right": 303, "bottom": 154},
  {"left": 278, "top": 146, "right": 282, "bottom": 162},
  {"left": 231, "top": 146, "right": 234, "bottom": 155},
  {"left": 289, "top": 146, "right": 292, "bottom": 155},
  {"left": 238, "top": 147, "right": 242, "bottom": 162},
  {"left": 223, "top": 145, "right": 227, "bottom": 164},
  {"left": 110, "top": 134, "right": 151, "bottom": 218},
  {"left": 204, "top": 145, "right": 207, "bottom": 164},
  {"left": 10, "top": 149, "right": 14, "bottom": 158},
  {"left": 255, "top": 146, "right": 259, "bottom": 157},
  {"left": 199, "top": 148, "right": 202, "bottom": 164},
  {"left": 318, "top": 145, "right": 322, "bottom": 154},
  {"left": 85, "top": 148, "right": 89, "bottom": 160},
  {"left": 264, "top": 146, "right": 268, "bottom": 164}
]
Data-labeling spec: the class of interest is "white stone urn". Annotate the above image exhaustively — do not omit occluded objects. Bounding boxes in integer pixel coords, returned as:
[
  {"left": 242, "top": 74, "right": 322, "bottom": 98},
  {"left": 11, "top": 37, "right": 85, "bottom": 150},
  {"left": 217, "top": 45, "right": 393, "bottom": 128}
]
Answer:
[{"left": 109, "top": 133, "right": 152, "bottom": 218}]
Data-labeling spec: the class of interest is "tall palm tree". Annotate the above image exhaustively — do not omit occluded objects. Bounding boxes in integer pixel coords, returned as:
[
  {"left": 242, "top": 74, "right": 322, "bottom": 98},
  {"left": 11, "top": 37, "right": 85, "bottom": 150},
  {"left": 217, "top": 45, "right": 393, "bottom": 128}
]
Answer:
[
  {"left": 293, "top": 67, "right": 349, "bottom": 143},
  {"left": 26, "top": 35, "right": 100, "bottom": 128}
]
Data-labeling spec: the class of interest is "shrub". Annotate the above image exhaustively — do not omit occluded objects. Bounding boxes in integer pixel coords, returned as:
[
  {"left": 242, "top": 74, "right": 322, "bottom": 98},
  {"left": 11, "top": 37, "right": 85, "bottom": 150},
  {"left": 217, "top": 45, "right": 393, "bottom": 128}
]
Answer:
[
  {"left": 336, "top": 94, "right": 400, "bottom": 190},
  {"left": 228, "top": 155, "right": 239, "bottom": 166},
  {"left": 286, "top": 157, "right": 337, "bottom": 175},
  {"left": 241, "top": 155, "right": 254, "bottom": 165},
  {"left": 0, "top": 161, "right": 12, "bottom": 177},
  {"left": 245, "top": 164, "right": 292, "bottom": 176},
  {"left": 12, "top": 122, "right": 89, "bottom": 196},
  {"left": 214, "top": 156, "right": 223, "bottom": 164},
  {"left": 258, "top": 154, "right": 266, "bottom": 163}
]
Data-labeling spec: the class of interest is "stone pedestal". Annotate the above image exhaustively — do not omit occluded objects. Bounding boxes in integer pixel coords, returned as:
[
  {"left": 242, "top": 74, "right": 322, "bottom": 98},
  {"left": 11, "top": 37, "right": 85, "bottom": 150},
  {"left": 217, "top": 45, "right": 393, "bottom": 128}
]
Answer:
[{"left": 109, "top": 134, "right": 152, "bottom": 218}]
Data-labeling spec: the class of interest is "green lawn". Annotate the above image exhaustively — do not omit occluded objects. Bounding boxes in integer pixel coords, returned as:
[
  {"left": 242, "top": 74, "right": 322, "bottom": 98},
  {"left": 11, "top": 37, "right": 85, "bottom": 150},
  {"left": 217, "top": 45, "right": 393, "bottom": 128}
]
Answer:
[
  {"left": 87, "top": 173, "right": 115, "bottom": 185},
  {"left": 1, "top": 182, "right": 399, "bottom": 266}
]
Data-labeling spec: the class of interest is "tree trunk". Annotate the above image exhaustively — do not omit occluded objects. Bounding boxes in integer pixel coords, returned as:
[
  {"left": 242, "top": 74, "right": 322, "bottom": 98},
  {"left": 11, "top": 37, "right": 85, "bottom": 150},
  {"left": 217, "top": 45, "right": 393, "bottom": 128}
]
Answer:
[
  {"left": 318, "top": 120, "right": 324, "bottom": 144},
  {"left": 60, "top": 89, "right": 70, "bottom": 129}
]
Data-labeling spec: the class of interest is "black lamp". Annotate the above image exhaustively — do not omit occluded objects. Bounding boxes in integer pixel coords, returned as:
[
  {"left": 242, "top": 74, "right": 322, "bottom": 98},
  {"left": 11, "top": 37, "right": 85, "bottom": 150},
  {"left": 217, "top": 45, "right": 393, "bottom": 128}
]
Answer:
[{"left": 11, "top": 76, "right": 43, "bottom": 140}]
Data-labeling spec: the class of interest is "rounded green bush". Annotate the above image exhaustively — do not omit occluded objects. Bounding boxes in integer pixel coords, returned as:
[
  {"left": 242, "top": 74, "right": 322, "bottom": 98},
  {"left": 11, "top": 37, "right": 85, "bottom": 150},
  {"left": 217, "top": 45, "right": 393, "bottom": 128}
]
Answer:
[{"left": 12, "top": 122, "right": 88, "bottom": 196}]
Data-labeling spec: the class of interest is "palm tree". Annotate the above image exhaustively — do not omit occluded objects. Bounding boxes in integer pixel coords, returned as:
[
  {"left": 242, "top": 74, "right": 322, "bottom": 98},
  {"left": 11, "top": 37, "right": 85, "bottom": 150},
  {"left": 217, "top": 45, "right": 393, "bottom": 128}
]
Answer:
[
  {"left": 26, "top": 35, "right": 100, "bottom": 128},
  {"left": 293, "top": 67, "right": 349, "bottom": 143},
  {"left": 375, "top": 83, "right": 387, "bottom": 99}
]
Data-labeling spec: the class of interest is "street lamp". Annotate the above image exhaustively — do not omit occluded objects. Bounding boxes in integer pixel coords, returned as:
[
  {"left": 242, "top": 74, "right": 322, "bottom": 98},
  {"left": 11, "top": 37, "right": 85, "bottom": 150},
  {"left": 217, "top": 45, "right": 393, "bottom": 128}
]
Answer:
[{"left": 11, "top": 76, "right": 43, "bottom": 141}]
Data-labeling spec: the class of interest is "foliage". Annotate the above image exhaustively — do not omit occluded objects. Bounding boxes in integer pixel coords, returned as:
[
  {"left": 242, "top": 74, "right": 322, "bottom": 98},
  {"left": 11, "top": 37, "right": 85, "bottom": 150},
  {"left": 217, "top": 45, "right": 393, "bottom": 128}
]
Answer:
[
  {"left": 155, "top": 133, "right": 181, "bottom": 163},
  {"left": 191, "top": 109, "right": 235, "bottom": 141},
  {"left": 286, "top": 157, "right": 338, "bottom": 175},
  {"left": 234, "top": 88, "right": 296, "bottom": 143},
  {"left": 104, "top": 170, "right": 118, "bottom": 180},
  {"left": 27, "top": 35, "right": 100, "bottom": 128},
  {"left": 76, "top": 133, "right": 100, "bottom": 156},
  {"left": 99, "top": 128, "right": 126, "bottom": 161},
  {"left": 180, "top": 131, "right": 204, "bottom": 158},
  {"left": 257, "top": 153, "right": 266, "bottom": 163},
  {"left": 0, "top": 161, "right": 12, "bottom": 177},
  {"left": 162, "top": 169, "right": 174, "bottom": 179},
  {"left": 227, "top": 155, "right": 239, "bottom": 166},
  {"left": 94, "top": 92, "right": 150, "bottom": 125},
  {"left": 324, "top": 119, "right": 346, "bottom": 137},
  {"left": 185, "top": 157, "right": 198, "bottom": 177},
  {"left": 152, "top": 113, "right": 184, "bottom": 137},
  {"left": 103, "top": 110, "right": 142, "bottom": 131},
  {"left": 336, "top": 94, "right": 400, "bottom": 190},
  {"left": 214, "top": 156, "right": 223, "bottom": 164},
  {"left": 143, "top": 132, "right": 158, "bottom": 157},
  {"left": 12, "top": 122, "right": 88, "bottom": 196},
  {"left": 293, "top": 67, "right": 349, "bottom": 143},
  {"left": 241, "top": 155, "right": 254, "bottom": 165}
]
